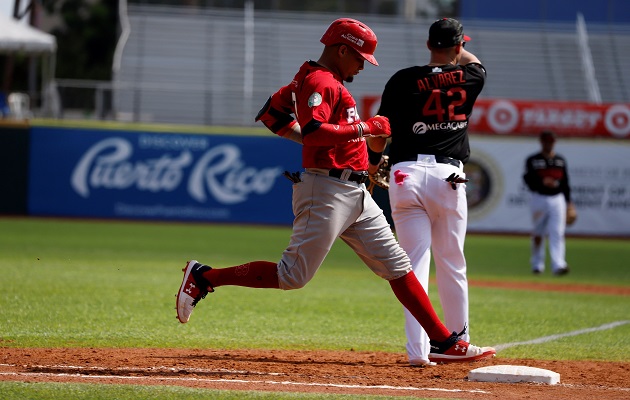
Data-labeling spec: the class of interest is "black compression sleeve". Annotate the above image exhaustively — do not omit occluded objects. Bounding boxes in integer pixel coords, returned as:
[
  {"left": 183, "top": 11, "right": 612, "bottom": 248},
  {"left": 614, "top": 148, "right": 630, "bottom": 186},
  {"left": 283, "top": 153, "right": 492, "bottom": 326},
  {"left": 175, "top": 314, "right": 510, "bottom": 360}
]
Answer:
[{"left": 368, "top": 147, "right": 383, "bottom": 165}]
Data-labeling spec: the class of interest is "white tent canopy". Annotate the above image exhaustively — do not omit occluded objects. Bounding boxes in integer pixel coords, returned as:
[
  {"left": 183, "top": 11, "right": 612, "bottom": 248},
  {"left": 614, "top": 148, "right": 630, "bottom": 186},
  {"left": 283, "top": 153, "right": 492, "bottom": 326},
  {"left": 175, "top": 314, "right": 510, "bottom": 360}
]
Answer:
[
  {"left": 0, "top": 13, "right": 58, "bottom": 118},
  {"left": 0, "top": 13, "right": 56, "bottom": 54}
]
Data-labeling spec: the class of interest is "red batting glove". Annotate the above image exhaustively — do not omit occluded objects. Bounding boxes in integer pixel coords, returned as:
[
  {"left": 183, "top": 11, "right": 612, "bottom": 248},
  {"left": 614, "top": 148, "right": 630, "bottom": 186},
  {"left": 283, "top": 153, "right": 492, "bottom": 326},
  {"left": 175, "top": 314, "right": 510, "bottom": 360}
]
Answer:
[{"left": 361, "top": 115, "right": 391, "bottom": 138}]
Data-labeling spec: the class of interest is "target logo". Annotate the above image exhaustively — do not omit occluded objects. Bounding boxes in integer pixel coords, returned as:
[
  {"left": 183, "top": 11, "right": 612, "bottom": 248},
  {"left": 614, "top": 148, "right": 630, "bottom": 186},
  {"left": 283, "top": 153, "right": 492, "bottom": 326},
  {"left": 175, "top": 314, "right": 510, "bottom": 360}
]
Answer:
[
  {"left": 604, "top": 104, "right": 630, "bottom": 138},
  {"left": 487, "top": 100, "right": 519, "bottom": 134}
]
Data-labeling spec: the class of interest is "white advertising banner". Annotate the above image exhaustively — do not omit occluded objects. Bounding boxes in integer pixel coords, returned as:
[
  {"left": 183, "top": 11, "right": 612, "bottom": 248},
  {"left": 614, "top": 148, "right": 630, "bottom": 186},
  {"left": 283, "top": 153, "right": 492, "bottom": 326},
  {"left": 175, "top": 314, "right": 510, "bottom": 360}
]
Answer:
[{"left": 465, "top": 136, "right": 630, "bottom": 236}]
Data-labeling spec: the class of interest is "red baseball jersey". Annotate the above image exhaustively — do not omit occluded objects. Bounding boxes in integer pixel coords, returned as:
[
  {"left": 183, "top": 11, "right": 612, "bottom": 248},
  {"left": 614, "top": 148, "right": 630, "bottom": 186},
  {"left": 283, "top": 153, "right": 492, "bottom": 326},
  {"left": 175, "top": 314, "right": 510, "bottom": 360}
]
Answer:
[{"left": 270, "top": 61, "right": 368, "bottom": 170}]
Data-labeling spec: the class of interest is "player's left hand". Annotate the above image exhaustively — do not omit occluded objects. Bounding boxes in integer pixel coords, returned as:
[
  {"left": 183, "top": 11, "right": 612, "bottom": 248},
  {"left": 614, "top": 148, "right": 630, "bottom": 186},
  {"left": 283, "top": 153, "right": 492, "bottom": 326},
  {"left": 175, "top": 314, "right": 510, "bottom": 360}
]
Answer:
[
  {"left": 367, "top": 155, "right": 391, "bottom": 194},
  {"left": 566, "top": 202, "right": 577, "bottom": 226}
]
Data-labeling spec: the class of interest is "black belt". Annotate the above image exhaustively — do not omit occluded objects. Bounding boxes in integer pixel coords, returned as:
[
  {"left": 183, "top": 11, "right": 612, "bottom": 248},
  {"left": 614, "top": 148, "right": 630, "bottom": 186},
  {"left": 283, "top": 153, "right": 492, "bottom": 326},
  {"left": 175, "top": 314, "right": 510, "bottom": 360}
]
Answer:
[
  {"left": 436, "top": 155, "right": 462, "bottom": 168},
  {"left": 403, "top": 155, "right": 461, "bottom": 168},
  {"left": 328, "top": 169, "right": 369, "bottom": 184}
]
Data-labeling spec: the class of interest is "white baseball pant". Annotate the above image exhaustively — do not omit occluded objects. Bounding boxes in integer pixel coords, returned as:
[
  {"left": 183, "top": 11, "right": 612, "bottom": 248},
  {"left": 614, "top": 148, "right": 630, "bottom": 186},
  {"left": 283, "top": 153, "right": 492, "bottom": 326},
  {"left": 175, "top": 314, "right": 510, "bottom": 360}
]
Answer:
[
  {"left": 389, "top": 155, "right": 469, "bottom": 364},
  {"left": 529, "top": 192, "right": 567, "bottom": 273}
]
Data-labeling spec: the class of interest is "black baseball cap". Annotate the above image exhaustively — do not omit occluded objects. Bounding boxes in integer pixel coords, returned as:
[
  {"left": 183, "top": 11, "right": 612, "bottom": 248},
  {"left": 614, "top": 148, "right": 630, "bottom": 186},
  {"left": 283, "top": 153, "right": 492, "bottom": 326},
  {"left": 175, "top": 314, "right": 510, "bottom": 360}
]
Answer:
[
  {"left": 428, "top": 18, "right": 471, "bottom": 48},
  {"left": 540, "top": 130, "right": 557, "bottom": 141}
]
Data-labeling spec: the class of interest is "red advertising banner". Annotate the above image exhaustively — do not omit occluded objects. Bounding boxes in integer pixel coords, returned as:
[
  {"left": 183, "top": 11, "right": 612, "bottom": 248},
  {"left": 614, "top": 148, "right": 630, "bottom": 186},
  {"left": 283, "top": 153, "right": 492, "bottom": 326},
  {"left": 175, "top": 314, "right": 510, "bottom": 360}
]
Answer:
[{"left": 361, "top": 97, "right": 630, "bottom": 139}]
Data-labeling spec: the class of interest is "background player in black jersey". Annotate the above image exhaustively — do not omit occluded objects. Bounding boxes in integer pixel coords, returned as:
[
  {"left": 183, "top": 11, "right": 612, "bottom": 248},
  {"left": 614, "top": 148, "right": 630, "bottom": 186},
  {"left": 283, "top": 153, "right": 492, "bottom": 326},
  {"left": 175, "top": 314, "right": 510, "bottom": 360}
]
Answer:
[
  {"left": 523, "top": 130, "right": 573, "bottom": 276},
  {"left": 367, "top": 18, "right": 486, "bottom": 366}
]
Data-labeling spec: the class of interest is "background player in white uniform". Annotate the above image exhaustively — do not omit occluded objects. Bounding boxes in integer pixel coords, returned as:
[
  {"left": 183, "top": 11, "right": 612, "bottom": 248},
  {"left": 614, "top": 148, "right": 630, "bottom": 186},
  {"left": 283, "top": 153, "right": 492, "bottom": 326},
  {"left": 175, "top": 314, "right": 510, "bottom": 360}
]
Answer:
[
  {"left": 368, "top": 18, "right": 486, "bottom": 366},
  {"left": 176, "top": 18, "right": 495, "bottom": 364},
  {"left": 523, "top": 130, "right": 573, "bottom": 275}
]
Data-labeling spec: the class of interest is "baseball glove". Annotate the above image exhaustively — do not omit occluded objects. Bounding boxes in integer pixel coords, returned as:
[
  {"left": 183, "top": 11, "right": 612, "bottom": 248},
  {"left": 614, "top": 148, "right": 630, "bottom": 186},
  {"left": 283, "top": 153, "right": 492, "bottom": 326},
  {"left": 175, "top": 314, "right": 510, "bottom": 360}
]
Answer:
[
  {"left": 566, "top": 203, "right": 577, "bottom": 226},
  {"left": 367, "top": 155, "right": 390, "bottom": 194}
]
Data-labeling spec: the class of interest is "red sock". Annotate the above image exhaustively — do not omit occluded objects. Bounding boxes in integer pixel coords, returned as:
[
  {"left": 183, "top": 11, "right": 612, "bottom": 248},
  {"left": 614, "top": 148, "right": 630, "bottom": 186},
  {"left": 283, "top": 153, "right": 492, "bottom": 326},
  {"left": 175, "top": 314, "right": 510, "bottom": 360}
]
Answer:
[
  {"left": 389, "top": 272, "right": 451, "bottom": 342},
  {"left": 203, "top": 261, "right": 280, "bottom": 289}
]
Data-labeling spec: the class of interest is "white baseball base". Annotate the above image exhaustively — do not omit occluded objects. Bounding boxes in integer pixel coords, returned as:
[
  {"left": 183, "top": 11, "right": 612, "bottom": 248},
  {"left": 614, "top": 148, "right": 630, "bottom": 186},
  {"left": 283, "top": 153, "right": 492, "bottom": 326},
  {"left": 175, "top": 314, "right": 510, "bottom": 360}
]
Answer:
[{"left": 468, "top": 365, "right": 560, "bottom": 385}]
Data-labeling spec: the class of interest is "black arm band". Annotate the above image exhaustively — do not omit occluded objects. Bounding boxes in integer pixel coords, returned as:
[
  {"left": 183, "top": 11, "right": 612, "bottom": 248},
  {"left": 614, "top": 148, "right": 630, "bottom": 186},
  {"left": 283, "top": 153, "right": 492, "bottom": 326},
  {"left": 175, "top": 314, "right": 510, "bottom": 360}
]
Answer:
[
  {"left": 368, "top": 147, "right": 383, "bottom": 165},
  {"left": 302, "top": 119, "right": 322, "bottom": 136}
]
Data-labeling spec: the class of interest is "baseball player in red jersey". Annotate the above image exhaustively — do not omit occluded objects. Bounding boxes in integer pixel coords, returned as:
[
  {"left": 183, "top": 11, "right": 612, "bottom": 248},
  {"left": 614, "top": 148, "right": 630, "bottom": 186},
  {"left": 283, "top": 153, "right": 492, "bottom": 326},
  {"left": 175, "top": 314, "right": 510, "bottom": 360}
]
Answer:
[
  {"left": 368, "top": 18, "right": 486, "bottom": 366},
  {"left": 523, "top": 130, "right": 572, "bottom": 275},
  {"left": 176, "top": 18, "right": 495, "bottom": 364}
]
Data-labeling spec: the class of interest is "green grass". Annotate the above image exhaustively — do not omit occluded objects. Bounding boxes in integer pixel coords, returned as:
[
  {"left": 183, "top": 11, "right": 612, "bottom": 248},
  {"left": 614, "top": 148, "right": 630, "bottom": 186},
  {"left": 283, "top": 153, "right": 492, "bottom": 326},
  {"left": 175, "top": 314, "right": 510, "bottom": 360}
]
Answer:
[
  {"left": 0, "top": 382, "right": 423, "bottom": 400},
  {"left": 1, "top": 217, "right": 628, "bottom": 398},
  {"left": 464, "top": 234, "right": 630, "bottom": 285}
]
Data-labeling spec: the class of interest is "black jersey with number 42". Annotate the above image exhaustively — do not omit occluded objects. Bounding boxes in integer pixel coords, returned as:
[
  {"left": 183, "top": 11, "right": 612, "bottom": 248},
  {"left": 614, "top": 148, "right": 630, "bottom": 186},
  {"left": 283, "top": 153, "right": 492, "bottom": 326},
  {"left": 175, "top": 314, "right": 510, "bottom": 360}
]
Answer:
[{"left": 377, "top": 63, "right": 486, "bottom": 165}]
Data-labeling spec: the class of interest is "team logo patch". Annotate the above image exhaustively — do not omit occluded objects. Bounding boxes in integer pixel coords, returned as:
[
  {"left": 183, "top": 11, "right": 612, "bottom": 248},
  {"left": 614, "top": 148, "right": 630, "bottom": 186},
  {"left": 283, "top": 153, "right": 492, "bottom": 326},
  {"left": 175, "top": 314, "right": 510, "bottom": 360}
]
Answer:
[{"left": 308, "top": 92, "right": 322, "bottom": 107}]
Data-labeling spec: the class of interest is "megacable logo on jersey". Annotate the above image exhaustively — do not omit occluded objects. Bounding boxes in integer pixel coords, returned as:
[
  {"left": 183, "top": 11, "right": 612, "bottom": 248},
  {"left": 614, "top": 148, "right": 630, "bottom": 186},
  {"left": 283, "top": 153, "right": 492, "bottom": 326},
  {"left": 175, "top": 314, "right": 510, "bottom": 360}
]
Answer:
[
  {"left": 412, "top": 121, "right": 468, "bottom": 134},
  {"left": 341, "top": 33, "right": 364, "bottom": 47}
]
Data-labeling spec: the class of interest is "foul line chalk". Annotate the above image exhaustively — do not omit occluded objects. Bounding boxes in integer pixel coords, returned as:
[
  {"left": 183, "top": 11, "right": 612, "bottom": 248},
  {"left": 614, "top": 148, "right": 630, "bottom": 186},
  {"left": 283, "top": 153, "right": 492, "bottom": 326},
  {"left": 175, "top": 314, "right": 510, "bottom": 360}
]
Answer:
[
  {"left": 0, "top": 371, "right": 490, "bottom": 394},
  {"left": 494, "top": 320, "right": 630, "bottom": 351},
  {"left": 0, "top": 364, "right": 285, "bottom": 376}
]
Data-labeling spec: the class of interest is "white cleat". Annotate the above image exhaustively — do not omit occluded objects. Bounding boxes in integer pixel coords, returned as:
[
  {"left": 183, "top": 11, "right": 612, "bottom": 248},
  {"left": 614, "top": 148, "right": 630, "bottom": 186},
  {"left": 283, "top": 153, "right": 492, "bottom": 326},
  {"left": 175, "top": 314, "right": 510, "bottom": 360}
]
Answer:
[{"left": 176, "top": 260, "right": 213, "bottom": 323}]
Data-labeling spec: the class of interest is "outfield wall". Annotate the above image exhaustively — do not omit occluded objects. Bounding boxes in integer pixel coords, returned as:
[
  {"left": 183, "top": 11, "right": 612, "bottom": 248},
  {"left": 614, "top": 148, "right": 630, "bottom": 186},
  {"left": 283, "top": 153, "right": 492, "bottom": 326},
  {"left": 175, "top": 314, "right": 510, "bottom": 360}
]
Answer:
[
  {"left": 0, "top": 122, "right": 29, "bottom": 215},
  {"left": 464, "top": 136, "right": 630, "bottom": 236},
  {"left": 25, "top": 125, "right": 301, "bottom": 226},
  {"left": 1, "top": 122, "right": 629, "bottom": 236}
]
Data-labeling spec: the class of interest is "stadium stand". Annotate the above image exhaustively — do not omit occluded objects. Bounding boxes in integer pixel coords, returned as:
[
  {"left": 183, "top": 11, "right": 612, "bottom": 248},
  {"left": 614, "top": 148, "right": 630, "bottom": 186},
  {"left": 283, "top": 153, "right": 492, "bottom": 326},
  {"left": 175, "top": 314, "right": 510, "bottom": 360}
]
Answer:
[{"left": 112, "top": 5, "right": 630, "bottom": 126}]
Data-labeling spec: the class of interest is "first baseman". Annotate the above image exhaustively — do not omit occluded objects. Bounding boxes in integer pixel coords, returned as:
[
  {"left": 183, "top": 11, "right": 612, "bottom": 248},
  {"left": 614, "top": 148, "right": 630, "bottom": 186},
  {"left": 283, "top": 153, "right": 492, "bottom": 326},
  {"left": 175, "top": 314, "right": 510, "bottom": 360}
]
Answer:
[
  {"left": 176, "top": 18, "right": 495, "bottom": 364},
  {"left": 369, "top": 18, "right": 486, "bottom": 366}
]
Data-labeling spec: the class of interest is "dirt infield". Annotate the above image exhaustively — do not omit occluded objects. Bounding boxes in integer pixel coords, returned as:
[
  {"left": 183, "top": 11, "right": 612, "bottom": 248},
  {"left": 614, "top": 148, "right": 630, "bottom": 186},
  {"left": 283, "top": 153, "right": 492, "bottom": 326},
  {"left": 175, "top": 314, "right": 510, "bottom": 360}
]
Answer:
[
  {"left": 1, "top": 347, "right": 629, "bottom": 399},
  {"left": 1, "top": 281, "right": 628, "bottom": 399}
]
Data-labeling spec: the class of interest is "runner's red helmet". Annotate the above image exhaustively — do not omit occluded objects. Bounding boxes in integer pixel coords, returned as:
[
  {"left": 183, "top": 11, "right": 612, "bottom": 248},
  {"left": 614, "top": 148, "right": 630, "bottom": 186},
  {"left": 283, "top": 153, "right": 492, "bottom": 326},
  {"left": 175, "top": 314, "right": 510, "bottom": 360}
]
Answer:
[{"left": 320, "top": 18, "right": 379, "bottom": 66}]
